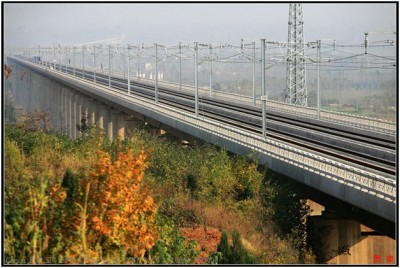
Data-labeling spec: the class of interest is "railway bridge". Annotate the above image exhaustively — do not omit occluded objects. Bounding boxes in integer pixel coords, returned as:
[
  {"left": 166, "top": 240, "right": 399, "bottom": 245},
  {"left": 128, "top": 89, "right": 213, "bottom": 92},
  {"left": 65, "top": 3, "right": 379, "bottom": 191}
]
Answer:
[{"left": 5, "top": 55, "right": 397, "bottom": 262}]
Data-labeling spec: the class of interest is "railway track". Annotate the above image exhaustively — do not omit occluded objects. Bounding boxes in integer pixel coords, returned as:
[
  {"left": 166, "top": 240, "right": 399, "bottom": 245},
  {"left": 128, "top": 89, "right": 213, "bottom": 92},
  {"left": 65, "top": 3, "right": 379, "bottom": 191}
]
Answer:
[{"left": 30, "top": 59, "right": 398, "bottom": 176}]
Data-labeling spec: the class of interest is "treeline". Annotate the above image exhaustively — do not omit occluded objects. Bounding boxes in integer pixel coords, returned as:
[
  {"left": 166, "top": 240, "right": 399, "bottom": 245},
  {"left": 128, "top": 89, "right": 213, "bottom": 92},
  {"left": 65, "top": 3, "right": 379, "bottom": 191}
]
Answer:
[{"left": 4, "top": 112, "right": 316, "bottom": 264}]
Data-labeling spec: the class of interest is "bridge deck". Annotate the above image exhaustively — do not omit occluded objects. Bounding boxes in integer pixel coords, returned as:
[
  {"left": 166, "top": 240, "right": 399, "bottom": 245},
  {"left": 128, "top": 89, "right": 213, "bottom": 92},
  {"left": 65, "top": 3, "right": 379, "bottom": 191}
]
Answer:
[{"left": 8, "top": 56, "right": 396, "bottom": 224}]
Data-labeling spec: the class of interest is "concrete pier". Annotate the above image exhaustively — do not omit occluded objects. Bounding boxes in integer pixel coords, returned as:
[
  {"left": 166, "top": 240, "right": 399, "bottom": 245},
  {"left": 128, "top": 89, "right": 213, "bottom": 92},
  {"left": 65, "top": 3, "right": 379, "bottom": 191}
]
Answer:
[
  {"left": 116, "top": 112, "right": 125, "bottom": 140},
  {"left": 76, "top": 93, "right": 82, "bottom": 137},
  {"left": 72, "top": 92, "right": 77, "bottom": 139},
  {"left": 307, "top": 200, "right": 396, "bottom": 264},
  {"left": 110, "top": 110, "right": 126, "bottom": 140},
  {"left": 67, "top": 89, "right": 73, "bottom": 136},
  {"left": 89, "top": 98, "right": 96, "bottom": 126},
  {"left": 309, "top": 215, "right": 396, "bottom": 264},
  {"left": 98, "top": 104, "right": 109, "bottom": 130},
  {"left": 61, "top": 87, "right": 67, "bottom": 133},
  {"left": 81, "top": 96, "right": 90, "bottom": 131},
  {"left": 107, "top": 108, "right": 113, "bottom": 140}
]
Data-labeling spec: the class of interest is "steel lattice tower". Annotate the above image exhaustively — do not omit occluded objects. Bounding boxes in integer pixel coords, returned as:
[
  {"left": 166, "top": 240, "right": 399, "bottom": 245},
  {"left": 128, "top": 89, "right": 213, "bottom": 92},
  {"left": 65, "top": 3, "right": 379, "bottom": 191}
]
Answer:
[{"left": 286, "top": 3, "right": 307, "bottom": 106}]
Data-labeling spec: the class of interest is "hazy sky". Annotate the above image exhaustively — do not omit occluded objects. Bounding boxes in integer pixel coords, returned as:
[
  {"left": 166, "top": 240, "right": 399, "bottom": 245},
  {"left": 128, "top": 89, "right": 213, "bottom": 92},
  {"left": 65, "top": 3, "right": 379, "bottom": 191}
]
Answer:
[{"left": 3, "top": 2, "right": 397, "bottom": 48}]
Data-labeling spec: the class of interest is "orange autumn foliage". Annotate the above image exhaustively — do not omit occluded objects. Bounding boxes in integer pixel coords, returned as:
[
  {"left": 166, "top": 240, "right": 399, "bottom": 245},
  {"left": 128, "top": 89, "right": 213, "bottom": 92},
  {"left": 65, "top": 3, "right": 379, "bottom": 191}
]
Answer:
[{"left": 87, "top": 147, "right": 158, "bottom": 258}]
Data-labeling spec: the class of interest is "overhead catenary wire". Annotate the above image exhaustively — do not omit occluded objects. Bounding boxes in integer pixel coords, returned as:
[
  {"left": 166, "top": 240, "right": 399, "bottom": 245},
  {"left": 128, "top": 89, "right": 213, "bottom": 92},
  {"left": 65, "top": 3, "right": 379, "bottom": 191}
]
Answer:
[{"left": 15, "top": 37, "right": 396, "bottom": 83}]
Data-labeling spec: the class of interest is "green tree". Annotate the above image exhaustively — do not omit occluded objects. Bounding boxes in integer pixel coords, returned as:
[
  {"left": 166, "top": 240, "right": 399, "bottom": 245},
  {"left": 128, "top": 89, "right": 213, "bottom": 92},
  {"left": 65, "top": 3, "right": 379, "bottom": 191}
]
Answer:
[
  {"left": 214, "top": 230, "right": 255, "bottom": 264},
  {"left": 216, "top": 231, "right": 231, "bottom": 264},
  {"left": 231, "top": 230, "right": 255, "bottom": 264}
]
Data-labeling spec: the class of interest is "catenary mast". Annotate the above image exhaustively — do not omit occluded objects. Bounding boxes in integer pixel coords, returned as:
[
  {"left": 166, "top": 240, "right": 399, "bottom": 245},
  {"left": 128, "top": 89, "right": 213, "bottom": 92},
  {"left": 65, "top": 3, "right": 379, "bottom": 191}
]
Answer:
[{"left": 286, "top": 3, "right": 307, "bottom": 106}]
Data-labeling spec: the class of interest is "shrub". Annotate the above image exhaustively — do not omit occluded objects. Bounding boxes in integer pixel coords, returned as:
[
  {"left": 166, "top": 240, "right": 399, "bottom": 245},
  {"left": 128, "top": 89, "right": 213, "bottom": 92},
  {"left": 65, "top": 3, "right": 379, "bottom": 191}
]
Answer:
[
  {"left": 216, "top": 231, "right": 230, "bottom": 264},
  {"left": 231, "top": 230, "right": 256, "bottom": 264},
  {"left": 149, "top": 216, "right": 198, "bottom": 264},
  {"left": 83, "top": 147, "right": 158, "bottom": 260},
  {"left": 61, "top": 168, "right": 79, "bottom": 202},
  {"left": 4, "top": 125, "right": 160, "bottom": 264},
  {"left": 213, "top": 230, "right": 255, "bottom": 264},
  {"left": 158, "top": 199, "right": 200, "bottom": 228}
]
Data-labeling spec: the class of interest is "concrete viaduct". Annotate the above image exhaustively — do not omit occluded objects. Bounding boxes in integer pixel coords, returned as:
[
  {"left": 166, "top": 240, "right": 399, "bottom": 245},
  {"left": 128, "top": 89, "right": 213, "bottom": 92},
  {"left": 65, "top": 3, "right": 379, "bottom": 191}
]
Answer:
[{"left": 5, "top": 56, "right": 397, "bottom": 264}]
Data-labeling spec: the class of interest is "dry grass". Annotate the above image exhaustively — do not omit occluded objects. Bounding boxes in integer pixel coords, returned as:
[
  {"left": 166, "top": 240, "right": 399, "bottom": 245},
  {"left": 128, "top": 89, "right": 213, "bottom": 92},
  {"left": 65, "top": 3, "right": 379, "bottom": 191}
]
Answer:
[{"left": 175, "top": 197, "right": 281, "bottom": 261}]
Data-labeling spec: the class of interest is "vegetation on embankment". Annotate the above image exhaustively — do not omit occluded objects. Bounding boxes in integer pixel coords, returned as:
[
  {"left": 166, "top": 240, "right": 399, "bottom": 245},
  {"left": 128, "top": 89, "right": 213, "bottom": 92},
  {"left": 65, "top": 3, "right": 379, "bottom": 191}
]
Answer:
[{"left": 4, "top": 111, "right": 316, "bottom": 264}]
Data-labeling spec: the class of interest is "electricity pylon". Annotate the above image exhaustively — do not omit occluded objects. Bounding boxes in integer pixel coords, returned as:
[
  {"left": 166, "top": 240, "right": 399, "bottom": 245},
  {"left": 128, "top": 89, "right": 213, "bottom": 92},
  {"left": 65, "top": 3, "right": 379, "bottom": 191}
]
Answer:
[{"left": 286, "top": 3, "right": 307, "bottom": 106}]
